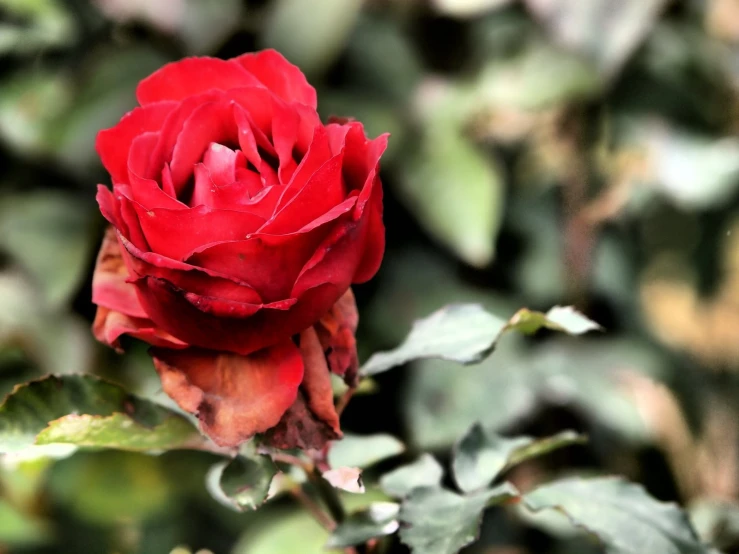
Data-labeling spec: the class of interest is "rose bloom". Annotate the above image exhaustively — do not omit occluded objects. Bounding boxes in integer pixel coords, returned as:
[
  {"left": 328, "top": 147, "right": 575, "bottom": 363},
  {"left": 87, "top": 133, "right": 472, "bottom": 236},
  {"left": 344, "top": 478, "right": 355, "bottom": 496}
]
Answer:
[{"left": 91, "top": 50, "right": 386, "bottom": 449}]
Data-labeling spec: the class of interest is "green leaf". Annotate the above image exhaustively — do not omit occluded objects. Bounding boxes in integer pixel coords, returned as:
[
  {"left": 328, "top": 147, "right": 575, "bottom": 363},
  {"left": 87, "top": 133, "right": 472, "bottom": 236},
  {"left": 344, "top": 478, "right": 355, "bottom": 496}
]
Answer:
[
  {"left": 0, "top": 375, "right": 204, "bottom": 454},
  {"left": 261, "top": 0, "right": 363, "bottom": 75},
  {"left": 0, "top": 192, "right": 96, "bottom": 308},
  {"left": 405, "top": 337, "right": 663, "bottom": 449},
  {"left": 399, "top": 483, "right": 519, "bottom": 554},
  {"left": 380, "top": 454, "right": 444, "bottom": 498},
  {"left": 180, "top": 0, "right": 243, "bottom": 54},
  {"left": 328, "top": 434, "right": 405, "bottom": 469},
  {"left": 507, "top": 306, "right": 603, "bottom": 335},
  {"left": 362, "top": 303, "right": 600, "bottom": 377},
  {"left": 48, "top": 450, "right": 172, "bottom": 525},
  {"left": 398, "top": 123, "right": 504, "bottom": 267},
  {"left": 453, "top": 425, "right": 586, "bottom": 493},
  {"left": 431, "top": 0, "right": 513, "bottom": 17},
  {"left": 522, "top": 0, "right": 669, "bottom": 76},
  {"left": 362, "top": 304, "right": 506, "bottom": 376},
  {"left": 0, "top": 500, "right": 49, "bottom": 546},
  {"left": 206, "top": 454, "right": 277, "bottom": 511},
  {"left": 35, "top": 412, "right": 202, "bottom": 452},
  {"left": 523, "top": 477, "right": 712, "bottom": 554},
  {"left": 326, "top": 502, "right": 400, "bottom": 548}
]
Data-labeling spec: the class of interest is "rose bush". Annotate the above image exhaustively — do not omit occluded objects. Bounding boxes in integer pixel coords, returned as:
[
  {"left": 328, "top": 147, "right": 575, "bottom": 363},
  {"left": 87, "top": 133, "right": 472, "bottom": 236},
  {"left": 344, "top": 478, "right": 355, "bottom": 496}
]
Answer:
[{"left": 91, "top": 50, "right": 387, "bottom": 449}]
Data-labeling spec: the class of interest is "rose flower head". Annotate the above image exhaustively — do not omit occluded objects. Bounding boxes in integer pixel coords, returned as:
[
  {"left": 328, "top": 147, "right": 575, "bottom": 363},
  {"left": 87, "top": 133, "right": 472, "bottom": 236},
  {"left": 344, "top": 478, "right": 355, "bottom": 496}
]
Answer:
[{"left": 91, "top": 50, "right": 386, "bottom": 449}]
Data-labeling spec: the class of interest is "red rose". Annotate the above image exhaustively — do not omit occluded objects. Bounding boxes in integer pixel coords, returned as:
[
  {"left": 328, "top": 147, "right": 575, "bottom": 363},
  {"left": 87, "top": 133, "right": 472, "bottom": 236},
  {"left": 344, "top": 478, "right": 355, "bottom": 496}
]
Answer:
[{"left": 91, "top": 50, "right": 386, "bottom": 449}]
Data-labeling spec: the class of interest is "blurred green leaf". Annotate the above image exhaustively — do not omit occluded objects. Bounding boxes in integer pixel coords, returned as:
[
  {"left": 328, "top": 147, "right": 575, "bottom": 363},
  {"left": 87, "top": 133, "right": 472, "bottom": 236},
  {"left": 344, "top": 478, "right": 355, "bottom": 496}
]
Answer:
[
  {"left": 406, "top": 337, "right": 664, "bottom": 449},
  {"left": 206, "top": 454, "right": 276, "bottom": 512},
  {"left": 398, "top": 121, "right": 504, "bottom": 267},
  {"left": 431, "top": 0, "right": 513, "bottom": 18},
  {"left": 453, "top": 425, "right": 584, "bottom": 493},
  {"left": 0, "top": 374, "right": 204, "bottom": 454},
  {"left": 380, "top": 454, "right": 444, "bottom": 498},
  {"left": 689, "top": 499, "right": 739, "bottom": 551},
  {"left": 523, "top": 477, "right": 711, "bottom": 554},
  {"left": 180, "top": 0, "right": 243, "bottom": 54},
  {"left": 0, "top": 0, "right": 75, "bottom": 54},
  {"left": 0, "top": 70, "right": 73, "bottom": 156},
  {"left": 328, "top": 433, "right": 405, "bottom": 469},
  {"left": 399, "top": 483, "right": 519, "bottom": 554},
  {"left": 326, "top": 502, "right": 400, "bottom": 549},
  {"left": 0, "top": 499, "right": 49, "bottom": 546},
  {"left": 362, "top": 304, "right": 506, "bottom": 377},
  {"left": 53, "top": 45, "right": 170, "bottom": 175},
  {"left": 523, "top": 0, "right": 670, "bottom": 76},
  {"left": 623, "top": 120, "right": 739, "bottom": 210},
  {"left": 261, "top": 0, "right": 362, "bottom": 76},
  {"left": 49, "top": 450, "right": 172, "bottom": 524},
  {"left": 0, "top": 191, "right": 96, "bottom": 308}
]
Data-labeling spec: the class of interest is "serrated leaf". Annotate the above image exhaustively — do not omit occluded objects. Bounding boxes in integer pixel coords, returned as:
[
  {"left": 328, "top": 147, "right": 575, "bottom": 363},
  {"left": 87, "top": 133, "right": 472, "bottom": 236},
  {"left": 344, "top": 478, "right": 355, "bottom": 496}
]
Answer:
[
  {"left": 362, "top": 304, "right": 600, "bottom": 377},
  {"left": 453, "top": 425, "right": 586, "bottom": 493},
  {"left": 399, "top": 483, "right": 519, "bottom": 554},
  {"left": 362, "top": 304, "right": 506, "bottom": 376},
  {"left": 523, "top": 477, "right": 712, "bottom": 554},
  {"left": 380, "top": 454, "right": 444, "bottom": 498},
  {"left": 206, "top": 454, "right": 276, "bottom": 511},
  {"left": 328, "top": 434, "right": 405, "bottom": 469},
  {"left": 326, "top": 502, "right": 400, "bottom": 548},
  {"left": 0, "top": 375, "right": 204, "bottom": 454}
]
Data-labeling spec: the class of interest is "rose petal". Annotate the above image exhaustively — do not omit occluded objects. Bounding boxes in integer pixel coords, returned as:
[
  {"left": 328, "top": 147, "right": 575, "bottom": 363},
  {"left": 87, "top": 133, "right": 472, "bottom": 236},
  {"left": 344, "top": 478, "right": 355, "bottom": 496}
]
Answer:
[
  {"left": 262, "top": 392, "right": 341, "bottom": 450},
  {"left": 316, "top": 288, "right": 359, "bottom": 384},
  {"left": 93, "top": 307, "right": 187, "bottom": 351},
  {"left": 169, "top": 100, "right": 238, "bottom": 194},
  {"left": 260, "top": 152, "right": 345, "bottom": 234},
  {"left": 352, "top": 174, "right": 385, "bottom": 284},
  {"left": 136, "top": 57, "right": 261, "bottom": 105},
  {"left": 96, "top": 102, "right": 176, "bottom": 184},
  {"left": 299, "top": 327, "right": 341, "bottom": 434},
  {"left": 128, "top": 199, "right": 266, "bottom": 261},
  {"left": 118, "top": 232, "right": 264, "bottom": 305},
  {"left": 151, "top": 341, "right": 304, "bottom": 447},
  {"left": 185, "top": 232, "right": 320, "bottom": 302},
  {"left": 233, "top": 49, "right": 317, "bottom": 108},
  {"left": 92, "top": 226, "right": 148, "bottom": 318},
  {"left": 133, "top": 274, "right": 342, "bottom": 355}
]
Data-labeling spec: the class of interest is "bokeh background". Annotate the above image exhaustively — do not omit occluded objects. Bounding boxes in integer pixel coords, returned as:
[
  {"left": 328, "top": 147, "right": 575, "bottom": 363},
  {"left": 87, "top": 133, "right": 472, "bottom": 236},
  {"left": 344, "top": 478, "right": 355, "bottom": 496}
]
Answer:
[{"left": 2, "top": 0, "right": 739, "bottom": 552}]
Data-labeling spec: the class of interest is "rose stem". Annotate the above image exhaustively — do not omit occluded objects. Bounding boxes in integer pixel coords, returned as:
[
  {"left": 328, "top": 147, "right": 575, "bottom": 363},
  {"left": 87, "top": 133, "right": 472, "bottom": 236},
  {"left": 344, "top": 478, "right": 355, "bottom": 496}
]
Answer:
[
  {"left": 289, "top": 488, "right": 335, "bottom": 531},
  {"left": 335, "top": 387, "right": 355, "bottom": 417}
]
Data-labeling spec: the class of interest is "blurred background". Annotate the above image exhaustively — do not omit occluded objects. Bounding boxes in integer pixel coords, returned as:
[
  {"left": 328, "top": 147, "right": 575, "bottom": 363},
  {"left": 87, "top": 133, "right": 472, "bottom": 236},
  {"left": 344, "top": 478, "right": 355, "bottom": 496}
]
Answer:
[{"left": 2, "top": 0, "right": 739, "bottom": 552}]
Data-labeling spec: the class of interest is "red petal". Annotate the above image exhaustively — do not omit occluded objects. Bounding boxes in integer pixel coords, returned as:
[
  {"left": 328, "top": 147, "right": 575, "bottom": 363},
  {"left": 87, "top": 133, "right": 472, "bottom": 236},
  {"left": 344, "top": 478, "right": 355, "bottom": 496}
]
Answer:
[
  {"left": 136, "top": 57, "right": 261, "bottom": 105},
  {"left": 233, "top": 49, "right": 317, "bottom": 108},
  {"left": 260, "top": 152, "right": 345, "bottom": 234},
  {"left": 128, "top": 198, "right": 266, "bottom": 261},
  {"left": 133, "top": 274, "right": 342, "bottom": 355},
  {"left": 152, "top": 341, "right": 304, "bottom": 447},
  {"left": 185, "top": 232, "right": 320, "bottom": 302},
  {"left": 299, "top": 327, "right": 341, "bottom": 434},
  {"left": 93, "top": 307, "right": 187, "bottom": 351},
  {"left": 96, "top": 102, "right": 176, "bottom": 185},
  {"left": 352, "top": 174, "right": 385, "bottom": 283},
  {"left": 92, "top": 226, "right": 148, "bottom": 318},
  {"left": 316, "top": 288, "right": 359, "bottom": 384},
  {"left": 169, "top": 101, "right": 238, "bottom": 194},
  {"left": 118, "top": 232, "right": 264, "bottom": 306}
]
